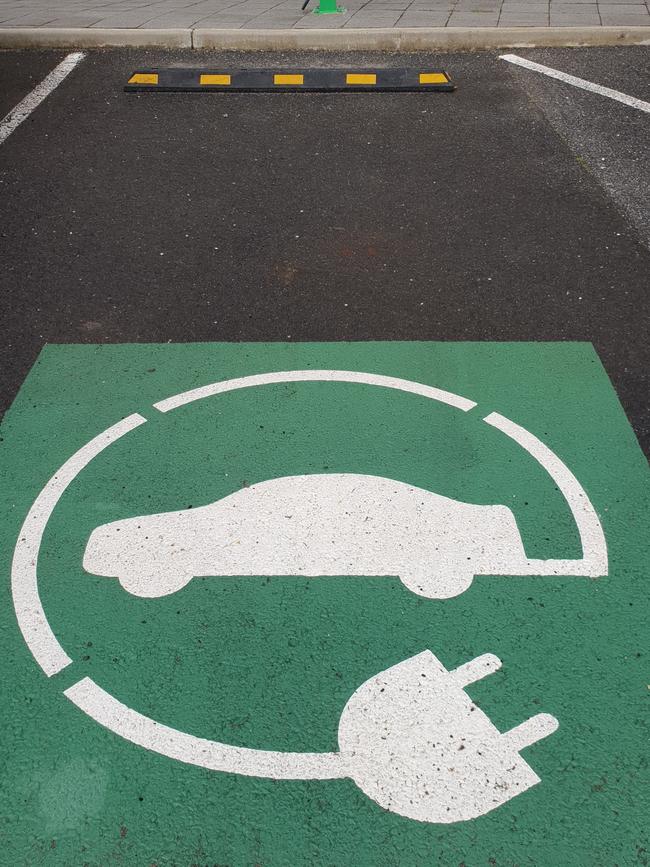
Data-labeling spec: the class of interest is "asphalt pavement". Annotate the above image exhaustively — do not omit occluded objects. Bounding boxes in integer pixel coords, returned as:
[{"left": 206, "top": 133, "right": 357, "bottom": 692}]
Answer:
[
  {"left": 1, "top": 46, "right": 649, "bottom": 451},
  {"left": 1, "top": 45, "right": 649, "bottom": 866}
]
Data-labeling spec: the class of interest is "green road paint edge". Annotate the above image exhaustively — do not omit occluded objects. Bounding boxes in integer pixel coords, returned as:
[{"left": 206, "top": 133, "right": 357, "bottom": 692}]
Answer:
[{"left": 0, "top": 341, "right": 648, "bottom": 866}]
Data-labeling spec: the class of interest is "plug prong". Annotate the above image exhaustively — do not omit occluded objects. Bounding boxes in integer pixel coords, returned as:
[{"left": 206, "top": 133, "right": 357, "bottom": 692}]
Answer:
[
  {"left": 503, "top": 713, "right": 559, "bottom": 751},
  {"left": 451, "top": 653, "right": 502, "bottom": 687}
]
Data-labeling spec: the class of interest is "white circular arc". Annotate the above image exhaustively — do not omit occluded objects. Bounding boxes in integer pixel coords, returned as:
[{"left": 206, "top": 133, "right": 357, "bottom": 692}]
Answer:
[
  {"left": 11, "top": 413, "right": 147, "bottom": 676},
  {"left": 11, "top": 369, "right": 607, "bottom": 780},
  {"left": 152, "top": 369, "right": 477, "bottom": 414}
]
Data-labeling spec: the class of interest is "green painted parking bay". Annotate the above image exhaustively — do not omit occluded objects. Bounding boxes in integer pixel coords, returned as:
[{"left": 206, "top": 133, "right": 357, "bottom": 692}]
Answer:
[{"left": 1, "top": 342, "right": 647, "bottom": 864}]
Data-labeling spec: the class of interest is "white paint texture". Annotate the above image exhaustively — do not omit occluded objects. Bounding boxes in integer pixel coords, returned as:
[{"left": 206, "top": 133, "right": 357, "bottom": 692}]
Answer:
[
  {"left": 153, "top": 370, "right": 606, "bottom": 580},
  {"left": 65, "top": 651, "right": 558, "bottom": 823},
  {"left": 500, "top": 53, "right": 650, "bottom": 114},
  {"left": 12, "top": 370, "right": 605, "bottom": 824},
  {"left": 64, "top": 677, "right": 346, "bottom": 780},
  {"left": 0, "top": 51, "right": 85, "bottom": 146},
  {"left": 484, "top": 412, "right": 607, "bottom": 576},
  {"left": 153, "top": 370, "right": 477, "bottom": 413},
  {"left": 11, "top": 413, "right": 147, "bottom": 676},
  {"left": 83, "top": 473, "right": 533, "bottom": 599},
  {"left": 338, "top": 651, "right": 559, "bottom": 823},
  {"left": 12, "top": 372, "right": 608, "bottom": 681}
]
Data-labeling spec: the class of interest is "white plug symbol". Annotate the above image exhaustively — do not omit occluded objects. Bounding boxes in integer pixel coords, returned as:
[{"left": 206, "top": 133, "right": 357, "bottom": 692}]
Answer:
[{"left": 338, "top": 651, "right": 559, "bottom": 824}]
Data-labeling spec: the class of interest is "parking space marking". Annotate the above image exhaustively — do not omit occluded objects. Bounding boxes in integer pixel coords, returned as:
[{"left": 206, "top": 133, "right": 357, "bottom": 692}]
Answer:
[
  {"left": 0, "top": 51, "right": 86, "bottom": 146},
  {"left": 500, "top": 54, "right": 650, "bottom": 114}
]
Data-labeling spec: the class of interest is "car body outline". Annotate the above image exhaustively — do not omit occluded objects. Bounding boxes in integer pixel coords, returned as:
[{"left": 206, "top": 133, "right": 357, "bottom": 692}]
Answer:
[{"left": 82, "top": 473, "right": 538, "bottom": 599}]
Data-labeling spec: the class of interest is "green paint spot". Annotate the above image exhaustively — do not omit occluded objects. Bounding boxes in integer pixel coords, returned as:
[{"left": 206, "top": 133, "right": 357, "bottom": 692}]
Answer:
[
  {"left": 0, "top": 342, "right": 647, "bottom": 865},
  {"left": 313, "top": 0, "right": 346, "bottom": 14}
]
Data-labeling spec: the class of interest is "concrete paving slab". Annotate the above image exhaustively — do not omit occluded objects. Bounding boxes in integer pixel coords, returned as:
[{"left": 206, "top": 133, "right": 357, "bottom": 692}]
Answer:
[
  {"left": 347, "top": 12, "right": 404, "bottom": 22},
  {"left": 89, "top": 14, "right": 157, "bottom": 25},
  {"left": 447, "top": 11, "right": 501, "bottom": 21},
  {"left": 0, "top": 0, "right": 648, "bottom": 33},
  {"left": 395, "top": 11, "right": 451, "bottom": 20},
  {"left": 41, "top": 13, "right": 103, "bottom": 22},
  {"left": 141, "top": 13, "right": 215, "bottom": 24},
  {"left": 0, "top": 25, "right": 193, "bottom": 43},
  {"left": 294, "top": 13, "right": 353, "bottom": 25},
  {"left": 600, "top": 6, "right": 650, "bottom": 13},
  {"left": 550, "top": 11, "right": 601, "bottom": 17},
  {"left": 1, "top": 13, "right": 59, "bottom": 23},
  {"left": 197, "top": 16, "right": 254, "bottom": 24},
  {"left": 599, "top": 10, "right": 650, "bottom": 18},
  {"left": 500, "top": 11, "right": 549, "bottom": 18},
  {"left": 396, "top": 3, "right": 452, "bottom": 9}
]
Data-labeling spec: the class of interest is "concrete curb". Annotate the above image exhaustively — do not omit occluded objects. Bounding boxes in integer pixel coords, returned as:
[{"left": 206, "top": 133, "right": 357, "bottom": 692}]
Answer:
[
  {"left": 0, "top": 25, "right": 648, "bottom": 51},
  {"left": 193, "top": 26, "right": 650, "bottom": 50}
]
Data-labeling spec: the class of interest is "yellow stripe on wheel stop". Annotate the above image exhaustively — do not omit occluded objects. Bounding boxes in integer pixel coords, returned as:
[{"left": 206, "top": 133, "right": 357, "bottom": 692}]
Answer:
[
  {"left": 346, "top": 73, "right": 377, "bottom": 86},
  {"left": 419, "top": 72, "right": 449, "bottom": 84},
  {"left": 274, "top": 74, "right": 304, "bottom": 86},
  {"left": 128, "top": 73, "right": 158, "bottom": 85},
  {"left": 200, "top": 74, "right": 232, "bottom": 86}
]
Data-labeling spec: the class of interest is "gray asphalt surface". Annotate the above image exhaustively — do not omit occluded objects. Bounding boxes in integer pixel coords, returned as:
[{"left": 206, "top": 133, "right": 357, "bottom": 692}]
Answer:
[
  {"left": 506, "top": 47, "right": 650, "bottom": 249},
  {"left": 1, "top": 47, "right": 649, "bottom": 450},
  {"left": 0, "top": 48, "right": 63, "bottom": 115}
]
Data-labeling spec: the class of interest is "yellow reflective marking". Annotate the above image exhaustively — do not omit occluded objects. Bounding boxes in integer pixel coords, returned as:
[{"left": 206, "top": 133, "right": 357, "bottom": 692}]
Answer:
[
  {"left": 274, "top": 74, "right": 304, "bottom": 86},
  {"left": 128, "top": 73, "right": 158, "bottom": 85},
  {"left": 419, "top": 72, "right": 448, "bottom": 84},
  {"left": 200, "top": 74, "right": 231, "bottom": 86},
  {"left": 346, "top": 73, "right": 376, "bottom": 86}
]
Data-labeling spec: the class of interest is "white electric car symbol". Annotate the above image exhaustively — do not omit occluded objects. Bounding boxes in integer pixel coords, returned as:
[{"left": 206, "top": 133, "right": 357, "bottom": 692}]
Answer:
[
  {"left": 83, "top": 473, "right": 535, "bottom": 599},
  {"left": 14, "top": 370, "right": 610, "bottom": 826}
]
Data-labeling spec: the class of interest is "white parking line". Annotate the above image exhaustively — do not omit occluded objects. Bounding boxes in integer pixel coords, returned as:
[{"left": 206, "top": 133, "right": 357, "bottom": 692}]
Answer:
[
  {"left": 500, "top": 53, "right": 650, "bottom": 115},
  {"left": 0, "top": 51, "right": 86, "bottom": 146}
]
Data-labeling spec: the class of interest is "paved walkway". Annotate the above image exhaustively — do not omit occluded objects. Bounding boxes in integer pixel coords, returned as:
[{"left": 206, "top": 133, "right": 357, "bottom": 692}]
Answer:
[{"left": 1, "top": 0, "right": 649, "bottom": 30}]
